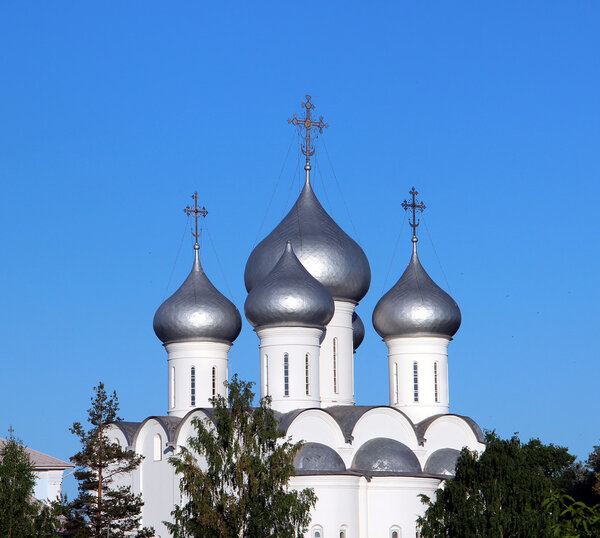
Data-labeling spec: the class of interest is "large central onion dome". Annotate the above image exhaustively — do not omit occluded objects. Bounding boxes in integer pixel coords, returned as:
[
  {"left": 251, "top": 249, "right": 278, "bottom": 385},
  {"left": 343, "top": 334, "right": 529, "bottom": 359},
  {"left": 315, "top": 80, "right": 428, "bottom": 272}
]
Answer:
[
  {"left": 154, "top": 249, "right": 242, "bottom": 345},
  {"left": 245, "top": 241, "right": 334, "bottom": 330},
  {"left": 373, "top": 243, "right": 461, "bottom": 339},
  {"left": 244, "top": 179, "right": 371, "bottom": 303}
]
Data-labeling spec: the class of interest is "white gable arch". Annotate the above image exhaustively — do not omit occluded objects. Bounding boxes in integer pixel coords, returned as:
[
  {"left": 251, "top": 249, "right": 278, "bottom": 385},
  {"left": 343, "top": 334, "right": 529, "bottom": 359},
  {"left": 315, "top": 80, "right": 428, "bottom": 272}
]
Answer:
[
  {"left": 351, "top": 407, "right": 419, "bottom": 452},
  {"left": 286, "top": 409, "right": 346, "bottom": 450}
]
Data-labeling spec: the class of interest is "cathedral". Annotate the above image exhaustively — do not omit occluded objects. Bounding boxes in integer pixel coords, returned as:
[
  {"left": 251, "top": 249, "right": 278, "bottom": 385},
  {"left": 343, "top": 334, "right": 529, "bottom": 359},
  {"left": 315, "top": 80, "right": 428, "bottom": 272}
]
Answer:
[{"left": 109, "top": 96, "right": 485, "bottom": 537}]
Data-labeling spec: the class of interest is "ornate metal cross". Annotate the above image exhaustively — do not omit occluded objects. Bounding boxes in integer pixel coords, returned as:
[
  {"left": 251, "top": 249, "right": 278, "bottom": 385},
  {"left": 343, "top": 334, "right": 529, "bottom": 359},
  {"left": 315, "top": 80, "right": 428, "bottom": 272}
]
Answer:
[
  {"left": 401, "top": 187, "right": 426, "bottom": 239},
  {"left": 288, "top": 94, "right": 328, "bottom": 168},
  {"left": 184, "top": 192, "right": 208, "bottom": 248}
]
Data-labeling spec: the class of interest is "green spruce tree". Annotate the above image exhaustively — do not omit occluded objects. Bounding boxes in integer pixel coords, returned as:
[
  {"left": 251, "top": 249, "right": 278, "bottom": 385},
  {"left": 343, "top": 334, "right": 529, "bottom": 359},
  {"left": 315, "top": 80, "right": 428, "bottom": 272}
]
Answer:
[
  {"left": 166, "top": 375, "right": 316, "bottom": 538},
  {"left": 67, "top": 382, "right": 153, "bottom": 537},
  {"left": 0, "top": 429, "right": 60, "bottom": 537},
  {"left": 417, "top": 432, "right": 577, "bottom": 538}
]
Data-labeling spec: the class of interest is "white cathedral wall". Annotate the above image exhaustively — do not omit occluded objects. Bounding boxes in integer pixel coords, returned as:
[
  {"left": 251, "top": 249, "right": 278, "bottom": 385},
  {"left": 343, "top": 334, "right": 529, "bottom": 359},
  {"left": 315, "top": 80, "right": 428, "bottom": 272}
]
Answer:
[
  {"left": 386, "top": 336, "right": 451, "bottom": 423},
  {"left": 165, "top": 341, "right": 230, "bottom": 417},
  {"left": 291, "top": 475, "right": 361, "bottom": 537},
  {"left": 134, "top": 420, "right": 177, "bottom": 538},
  {"left": 365, "top": 476, "right": 440, "bottom": 537},
  {"left": 320, "top": 300, "right": 356, "bottom": 407},
  {"left": 257, "top": 326, "right": 323, "bottom": 412}
]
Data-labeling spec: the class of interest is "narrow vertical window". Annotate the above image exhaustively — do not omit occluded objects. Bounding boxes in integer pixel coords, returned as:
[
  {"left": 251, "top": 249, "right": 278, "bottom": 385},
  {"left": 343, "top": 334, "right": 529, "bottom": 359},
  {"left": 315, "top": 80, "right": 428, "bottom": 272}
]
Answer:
[
  {"left": 153, "top": 434, "right": 162, "bottom": 461},
  {"left": 413, "top": 361, "right": 419, "bottom": 402},
  {"left": 190, "top": 366, "right": 196, "bottom": 407},
  {"left": 305, "top": 353, "right": 310, "bottom": 396},
  {"left": 264, "top": 354, "right": 269, "bottom": 394},
  {"left": 434, "top": 361, "right": 439, "bottom": 403},
  {"left": 333, "top": 337, "right": 339, "bottom": 394},
  {"left": 393, "top": 362, "right": 399, "bottom": 404},
  {"left": 170, "top": 367, "right": 175, "bottom": 409},
  {"left": 284, "top": 353, "right": 289, "bottom": 396},
  {"left": 212, "top": 367, "right": 216, "bottom": 397}
]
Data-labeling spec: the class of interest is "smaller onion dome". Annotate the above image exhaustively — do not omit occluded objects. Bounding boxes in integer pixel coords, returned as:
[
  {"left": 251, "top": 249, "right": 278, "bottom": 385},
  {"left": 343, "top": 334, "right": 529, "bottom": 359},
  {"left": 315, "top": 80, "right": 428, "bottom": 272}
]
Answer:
[
  {"left": 294, "top": 442, "right": 346, "bottom": 473},
  {"left": 351, "top": 437, "right": 421, "bottom": 473},
  {"left": 245, "top": 241, "right": 334, "bottom": 330},
  {"left": 352, "top": 312, "right": 365, "bottom": 351},
  {"left": 153, "top": 249, "right": 242, "bottom": 345},
  {"left": 373, "top": 243, "right": 461, "bottom": 339}
]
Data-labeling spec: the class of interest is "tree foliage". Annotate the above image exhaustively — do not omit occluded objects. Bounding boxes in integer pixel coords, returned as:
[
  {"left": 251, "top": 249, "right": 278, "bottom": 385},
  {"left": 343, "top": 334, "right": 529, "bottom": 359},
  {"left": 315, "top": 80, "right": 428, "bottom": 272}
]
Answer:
[
  {"left": 166, "top": 375, "right": 317, "bottom": 538},
  {"left": 418, "top": 432, "right": 577, "bottom": 538},
  {"left": 67, "top": 382, "right": 153, "bottom": 537},
  {"left": 0, "top": 430, "right": 60, "bottom": 537}
]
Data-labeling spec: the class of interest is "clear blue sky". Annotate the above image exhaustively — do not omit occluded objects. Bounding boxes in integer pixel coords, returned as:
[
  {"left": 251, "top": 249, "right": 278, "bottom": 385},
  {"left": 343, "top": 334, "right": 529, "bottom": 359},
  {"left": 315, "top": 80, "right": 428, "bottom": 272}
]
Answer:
[{"left": 1, "top": 2, "right": 598, "bottom": 498}]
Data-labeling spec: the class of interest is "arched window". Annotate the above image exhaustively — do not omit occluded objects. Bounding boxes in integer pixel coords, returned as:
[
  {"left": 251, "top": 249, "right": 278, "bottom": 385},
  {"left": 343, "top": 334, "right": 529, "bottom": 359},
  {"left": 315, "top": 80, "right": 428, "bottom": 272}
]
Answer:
[
  {"left": 390, "top": 527, "right": 401, "bottom": 538},
  {"left": 212, "top": 367, "right": 216, "bottom": 397},
  {"left": 413, "top": 361, "right": 419, "bottom": 402},
  {"left": 153, "top": 434, "right": 162, "bottom": 461},
  {"left": 333, "top": 337, "right": 339, "bottom": 394},
  {"left": 170, "top": 367, "right": 176, "bottom": 409},
  {"left": 312, "top": 525, "right": 323, "bottom": 538},
  {"left": 434, "top": 361, "right": 439, "bottom": 403},
  {"left": 190, "top": 366, "right": 196, "bottom": 407},
  {"left": 305, "top": 353, "right": 310, "bottom": 395},
  {"left": 393, "top": 362, "right": 399, "bottom": 404},
  {"left": 264, "top": 354, "right": 269, "bottom": 394},
  {"left": 340, "top": 525, "right": 348, "bottom": 537},
  {"left": 284, "top": 353, "right": 289, "bottom": 396}
]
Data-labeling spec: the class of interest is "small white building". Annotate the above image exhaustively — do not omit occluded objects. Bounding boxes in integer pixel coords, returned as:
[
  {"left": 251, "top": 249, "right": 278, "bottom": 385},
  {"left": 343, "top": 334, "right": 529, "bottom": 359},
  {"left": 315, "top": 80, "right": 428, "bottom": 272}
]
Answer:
[
  {"left": 109, "top": 98, "right": 485, "bottom": 538},
  {"left": 0, "top": 437, "right": 73, "bottom": 502}
]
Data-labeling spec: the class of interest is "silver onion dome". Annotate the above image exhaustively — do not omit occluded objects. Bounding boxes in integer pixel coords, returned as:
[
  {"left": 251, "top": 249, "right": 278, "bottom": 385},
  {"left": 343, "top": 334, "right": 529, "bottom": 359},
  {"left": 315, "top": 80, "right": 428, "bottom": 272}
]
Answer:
[
  {"left": 352, "top": 312, "right": 365, "bottom": 351},
  {"left": 244, "top": 179, "right": 371, "bottom": 303},
  {"left": 153, "top": 249, "right": 242, "bottom": 345},
  {"left": 245, "top": 241, "right": 335, "bottom": 330},
  {"left": 372, "top": 243, "right": 461, "bottom": 339}
]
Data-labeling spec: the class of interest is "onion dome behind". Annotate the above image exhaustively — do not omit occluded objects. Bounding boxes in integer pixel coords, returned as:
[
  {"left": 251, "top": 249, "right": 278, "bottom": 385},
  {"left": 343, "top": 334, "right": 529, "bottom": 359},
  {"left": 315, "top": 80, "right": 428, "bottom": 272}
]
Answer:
[
  {"left": 373, "top": 245, "right": 461, "bottom": 339},
  {"left": 154, "top": 250, "right": 242, "bottom": 345},
  {"left": 244, "top": 180, "right": 371, "bottom": 303},
  {"left": 352, "top": 312, "right": 365, "bottom": 351},
  {"left": 245, "top": 241, "right": 335, "bottom": 330}
]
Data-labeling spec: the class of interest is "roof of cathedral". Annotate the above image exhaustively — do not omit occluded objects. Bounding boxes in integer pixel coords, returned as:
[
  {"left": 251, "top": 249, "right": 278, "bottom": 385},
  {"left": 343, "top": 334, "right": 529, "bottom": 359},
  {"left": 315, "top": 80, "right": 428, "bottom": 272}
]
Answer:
[
  {"left": 351, "top": 437, "right": 422, "bottom": 473},
  {"left": 153, "top": 249, "right": 242, "bottom": 345},
  {"left": 244, "top": 241, "right": 335, "bottom": 330},
  {"left": 372, "top": 242, "right": 461, "bottom": 339},
  {"left": 294, "top": 442, "right": 346, "bottom": 473},
  {"left": 244, "top": 178, "right": 371, "bottom": 303},
  {"left": 424, "top": 448, "right": 461, "bottom": 476},
  {"left": 352, "top": 312, "right": 365, "bottom": 351},
  {"left": 0, "top": 438, "right": 73, "bottom": 470}
]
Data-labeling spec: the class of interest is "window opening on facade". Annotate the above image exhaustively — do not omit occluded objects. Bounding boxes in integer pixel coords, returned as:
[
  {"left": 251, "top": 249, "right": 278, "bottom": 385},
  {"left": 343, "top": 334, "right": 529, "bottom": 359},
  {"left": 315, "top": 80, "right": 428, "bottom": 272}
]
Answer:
[
  {"left": 190, "top": 366, "right": 196, "bottom": 407},
  {"left": 413, "top": 361, "right": 419, "bottom": 402},
  {"left": 153, "top": 434, "right": 162, "bottom": 461},
  {"left": 434, "top": 361, "right": 439, "bottom": 402},
  {"left": 170, "top": 367, "right": 175, "bottom": 409},
  {"left": 333, "top": 337, "right": 339, "bottom": 393},
  {"left": 393, "top": 362, "right": 399, "bottom": 404},
  {"left": 212, "top": 366, "right": 216, "bottom": 397},
  {"left": 284, "top": 353, "right": 289, "bottom": 396},
  {"left": 305, "top": 353, "right": 310, "bottom": 395},
  {"left": 264, "top": 354, "right": 269, "bottom": 394}
]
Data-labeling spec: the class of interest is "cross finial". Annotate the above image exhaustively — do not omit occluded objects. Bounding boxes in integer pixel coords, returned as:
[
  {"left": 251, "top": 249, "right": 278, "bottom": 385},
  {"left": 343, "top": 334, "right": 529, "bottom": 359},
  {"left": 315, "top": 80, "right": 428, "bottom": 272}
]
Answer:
[
  {"left": 8, "top": 425, "right": 15, "bottom": 439},
  {"left": 288, "top": 95, "right": 328, "bottom": 179},
  {"left": 184, "top": 192, "right": 208, "bottom": 251},
  {"left": 401, "top": 187, "right": 426, "bottom": 244}
]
